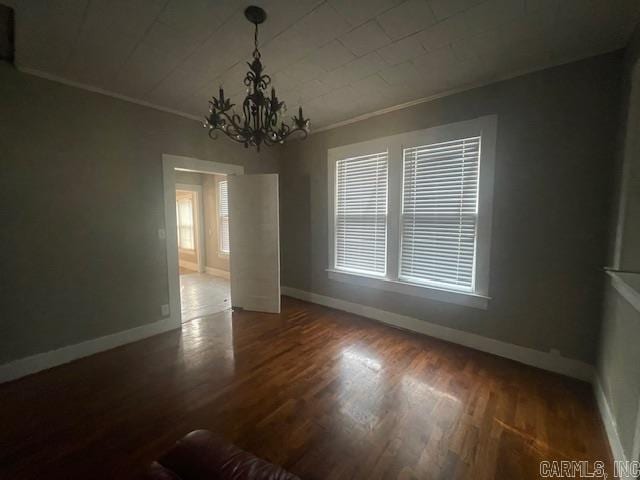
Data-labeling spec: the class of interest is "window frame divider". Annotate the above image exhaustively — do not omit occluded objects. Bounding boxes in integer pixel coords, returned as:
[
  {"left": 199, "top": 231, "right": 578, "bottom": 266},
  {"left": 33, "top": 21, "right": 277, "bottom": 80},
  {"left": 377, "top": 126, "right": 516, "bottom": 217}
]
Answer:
[{"left": 387, "top": 139, "right": 403, "bottom": 282}]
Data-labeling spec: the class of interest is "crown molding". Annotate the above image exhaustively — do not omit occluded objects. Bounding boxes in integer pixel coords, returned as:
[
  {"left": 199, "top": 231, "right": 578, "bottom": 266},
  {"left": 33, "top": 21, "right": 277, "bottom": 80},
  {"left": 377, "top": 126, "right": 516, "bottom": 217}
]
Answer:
[
  {"left": 15, "top": 65, "right": 203, "bottom": 123},
  {"left": 14, "top": 43, "right": 622, "bottom": 136}
]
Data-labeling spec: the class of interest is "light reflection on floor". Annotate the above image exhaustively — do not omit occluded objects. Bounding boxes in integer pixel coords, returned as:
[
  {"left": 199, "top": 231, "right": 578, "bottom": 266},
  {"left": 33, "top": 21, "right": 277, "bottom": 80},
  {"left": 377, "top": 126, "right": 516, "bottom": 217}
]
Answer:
[
  {"left": 335, "top": 346, "right": 464, "bottom": 434},
  {"left": 401, "top": 375, "right": 462, "bottom": 405},
  {"left": 180, "top": 310, "right": 235, "bottom": 377},
  {"left": 338, "top": 347, "right": 384, "bottom": 429}
]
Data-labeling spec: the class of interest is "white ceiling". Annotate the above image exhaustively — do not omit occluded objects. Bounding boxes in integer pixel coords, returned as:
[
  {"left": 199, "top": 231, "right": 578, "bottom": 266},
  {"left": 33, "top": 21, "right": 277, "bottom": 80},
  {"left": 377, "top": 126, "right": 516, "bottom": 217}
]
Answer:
[{"left": 7, "top": 0, "right": 640, "bottom": 128}]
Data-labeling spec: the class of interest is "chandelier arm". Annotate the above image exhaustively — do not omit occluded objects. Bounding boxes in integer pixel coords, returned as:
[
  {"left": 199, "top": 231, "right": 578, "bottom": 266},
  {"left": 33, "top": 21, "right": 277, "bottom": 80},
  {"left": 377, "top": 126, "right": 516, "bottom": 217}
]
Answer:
[
  {"left": 281, "top": 125, "right": 308, "bottom": 143},
  {"left": 230, "top": 111, "right": 244, "bottom": 129},
  {"left": 208, "top": 121, "right": 247, "bottom": 144},
  {"left": 217, "top": 109, "right": 252, "bottom": 141},
  {"left": 280, "top": 122, "right": 291, "bottom": 136},
  {"left": 263, "top": 133, "right": 276, "bottom": 146},
  {"left": 220, "top": 110, "right": 242, "bottom": 133}
]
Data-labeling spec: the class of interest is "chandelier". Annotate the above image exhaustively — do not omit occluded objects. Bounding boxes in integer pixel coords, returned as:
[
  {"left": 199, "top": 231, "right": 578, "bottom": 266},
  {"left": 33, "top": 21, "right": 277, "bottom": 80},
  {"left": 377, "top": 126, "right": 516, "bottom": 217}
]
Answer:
[{"left": 203, "top": 6, "right": 310, "bottom": 152}]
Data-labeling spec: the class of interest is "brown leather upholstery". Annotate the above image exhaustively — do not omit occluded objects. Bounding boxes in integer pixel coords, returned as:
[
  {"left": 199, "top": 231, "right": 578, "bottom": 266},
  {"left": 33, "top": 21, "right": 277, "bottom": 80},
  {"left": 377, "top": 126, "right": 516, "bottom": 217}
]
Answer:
[{"left": 145, "top": 430, "right": 300, "bottom": 480}]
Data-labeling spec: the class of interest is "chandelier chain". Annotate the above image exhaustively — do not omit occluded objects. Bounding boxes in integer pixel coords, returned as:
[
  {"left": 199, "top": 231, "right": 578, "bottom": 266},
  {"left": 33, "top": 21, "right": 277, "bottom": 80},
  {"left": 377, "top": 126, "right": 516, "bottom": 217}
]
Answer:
[{"left": 253, "top": 22, "right": 260, "bottom": 59}]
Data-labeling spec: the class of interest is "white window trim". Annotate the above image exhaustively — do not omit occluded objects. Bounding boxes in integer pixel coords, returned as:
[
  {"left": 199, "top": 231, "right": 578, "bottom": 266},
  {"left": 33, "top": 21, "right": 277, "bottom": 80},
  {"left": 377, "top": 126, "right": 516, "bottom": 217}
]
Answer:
[{"left": 327, "top": 115, "right": 497, "bottom": 310}]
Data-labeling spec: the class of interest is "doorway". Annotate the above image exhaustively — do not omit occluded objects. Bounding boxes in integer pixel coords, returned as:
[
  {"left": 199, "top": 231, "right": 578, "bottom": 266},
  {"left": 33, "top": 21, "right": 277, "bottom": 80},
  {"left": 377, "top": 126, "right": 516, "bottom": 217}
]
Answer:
[
  {"left": 163, "top": 154, "right": 282, "bottom": 329},
  {"left": 175, "top": 173, "right": 231, "bottom": 322},
  {"left": 162, "top": 155, "right": 244, "bottom": 328}
]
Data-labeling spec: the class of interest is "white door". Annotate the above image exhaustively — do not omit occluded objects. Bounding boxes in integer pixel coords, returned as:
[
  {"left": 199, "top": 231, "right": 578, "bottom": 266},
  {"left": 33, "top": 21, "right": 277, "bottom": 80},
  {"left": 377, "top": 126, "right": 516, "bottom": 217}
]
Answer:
[{"left": 228, "top": 174, "right": 280, "bottom": 313}]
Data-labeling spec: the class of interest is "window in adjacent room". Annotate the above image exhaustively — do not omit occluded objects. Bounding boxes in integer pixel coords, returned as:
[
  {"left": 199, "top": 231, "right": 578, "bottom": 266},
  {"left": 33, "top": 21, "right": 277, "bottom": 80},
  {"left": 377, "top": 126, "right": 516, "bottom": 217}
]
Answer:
[
  {"left": 218, "top": 180, "right": 230, "bottom": 254},
  {"left": 176, "top": 195, "right": 195, "bottom": 251},
  {"left": 327, "top": 116, "right": 497, "bottom": 309}
]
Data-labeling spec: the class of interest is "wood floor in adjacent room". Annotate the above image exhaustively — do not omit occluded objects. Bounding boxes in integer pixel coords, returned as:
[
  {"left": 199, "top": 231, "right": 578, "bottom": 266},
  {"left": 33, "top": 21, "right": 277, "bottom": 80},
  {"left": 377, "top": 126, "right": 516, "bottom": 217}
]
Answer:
[{"left": 0, "top": 297, "right": 611, "bottom": 479}]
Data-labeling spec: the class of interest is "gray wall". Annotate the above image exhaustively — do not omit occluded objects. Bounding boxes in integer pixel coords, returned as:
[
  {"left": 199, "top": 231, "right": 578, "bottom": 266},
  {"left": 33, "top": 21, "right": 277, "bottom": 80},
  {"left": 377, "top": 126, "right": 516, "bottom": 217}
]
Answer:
[
  {"left": 597, "top": 25, "right": 640, "bottom": 461},
  {"left": 0, "top": 64, "right": 279, "bottom": 364},
  {"left": 280, "top": 52, "right": 623, "bottom": 365},
  {"left": 613, "top": 25, "right": 640, "bottom": 273}
]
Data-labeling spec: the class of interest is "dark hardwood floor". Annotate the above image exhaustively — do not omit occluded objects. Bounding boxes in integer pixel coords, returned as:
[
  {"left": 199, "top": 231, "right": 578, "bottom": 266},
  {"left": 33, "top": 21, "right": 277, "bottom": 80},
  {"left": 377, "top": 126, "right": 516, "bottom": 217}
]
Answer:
[{"left": 0, "top": 297, "right": 611, "bottom": 479}]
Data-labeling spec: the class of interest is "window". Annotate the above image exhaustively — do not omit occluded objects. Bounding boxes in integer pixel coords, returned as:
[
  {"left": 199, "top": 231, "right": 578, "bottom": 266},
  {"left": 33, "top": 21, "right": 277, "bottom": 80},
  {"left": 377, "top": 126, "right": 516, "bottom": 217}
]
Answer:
[
  {"left": 327, "top": 116, "right": 496, "bottom": 309},
  {"left": 335, "top": 152, "right": 388, "bottom": 275},
  {"left": 401, "top": 137, "right": 480, "bottom": 291},
  {"left": 176, "top": 196, "right": 195, "bottom": 250},
  {"left": 218, "top": 180, "right": 230, "bottom": 254}
]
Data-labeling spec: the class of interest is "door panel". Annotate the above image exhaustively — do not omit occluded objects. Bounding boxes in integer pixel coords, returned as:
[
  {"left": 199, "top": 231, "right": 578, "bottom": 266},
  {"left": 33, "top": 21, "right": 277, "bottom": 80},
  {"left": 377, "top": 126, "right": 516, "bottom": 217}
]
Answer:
[{"left": 228, "top": 174, "right": 280, "bottom": 313}]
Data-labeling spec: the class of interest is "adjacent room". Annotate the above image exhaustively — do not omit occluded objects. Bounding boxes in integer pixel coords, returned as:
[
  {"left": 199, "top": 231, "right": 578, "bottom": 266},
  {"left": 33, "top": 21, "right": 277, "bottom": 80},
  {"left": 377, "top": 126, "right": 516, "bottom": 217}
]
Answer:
[
  {"left": 175, "top": 170, "right": 231, "bottom": 322},
  {"left": 1, "top": 1, "right": 640, "bottom": 479}
]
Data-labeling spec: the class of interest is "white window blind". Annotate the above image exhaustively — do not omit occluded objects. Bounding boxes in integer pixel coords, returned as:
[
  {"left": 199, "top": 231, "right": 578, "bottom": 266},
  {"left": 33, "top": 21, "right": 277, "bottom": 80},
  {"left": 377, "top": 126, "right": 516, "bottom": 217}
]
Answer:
[
  {"left": 176, "top": 197, "right": 195, "bottom": 250},
  {"left": 218, "top": 180, "right": 230, "bottom": 254},
  {"left": 335, "top": 152, "right": 388, "bottom": 275},
  {"left": 400, "top": 136, "right": 481, "bottom": 290}
]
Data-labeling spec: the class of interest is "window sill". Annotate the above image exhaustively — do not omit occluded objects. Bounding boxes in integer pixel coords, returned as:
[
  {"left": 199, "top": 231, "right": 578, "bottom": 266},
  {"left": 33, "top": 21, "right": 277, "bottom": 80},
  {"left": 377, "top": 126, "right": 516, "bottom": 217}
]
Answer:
[{"left": 326, "top": 269, "right": 490, "bottom": 310}]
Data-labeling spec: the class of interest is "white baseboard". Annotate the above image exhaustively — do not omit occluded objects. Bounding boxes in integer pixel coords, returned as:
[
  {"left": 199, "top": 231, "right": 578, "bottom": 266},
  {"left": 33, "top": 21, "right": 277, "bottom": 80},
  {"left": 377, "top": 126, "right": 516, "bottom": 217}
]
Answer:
[
  {"left": 179, "top": 259, "right": 199, "bottom": 271},
  {"left": 281, "top": 286, "right": 594, "bottom": 381},
  {"left": 593, "top": 376, "right": 628, "bottom": 467},
  {"left": 205, "top": 266, "right": 230, "bottom": 279},
  {"left": 0, "top": 317, "right": 178, "bottom": 384}
]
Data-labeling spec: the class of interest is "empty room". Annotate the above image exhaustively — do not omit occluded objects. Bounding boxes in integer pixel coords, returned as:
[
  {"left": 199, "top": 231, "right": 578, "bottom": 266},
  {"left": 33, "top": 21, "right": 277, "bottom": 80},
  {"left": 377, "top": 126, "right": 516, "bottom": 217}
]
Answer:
[{"left": 1, "top": 1, "right": 640, "bottom": 479}]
